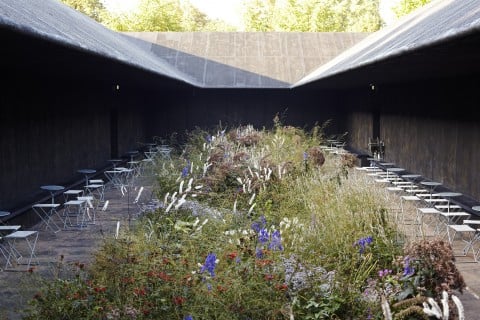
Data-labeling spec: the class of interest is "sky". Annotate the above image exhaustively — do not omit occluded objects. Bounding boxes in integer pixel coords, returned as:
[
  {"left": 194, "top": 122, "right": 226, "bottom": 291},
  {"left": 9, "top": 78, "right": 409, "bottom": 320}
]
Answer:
[{"left": 102, "top": 0, "right": 400, "bottom": 28}]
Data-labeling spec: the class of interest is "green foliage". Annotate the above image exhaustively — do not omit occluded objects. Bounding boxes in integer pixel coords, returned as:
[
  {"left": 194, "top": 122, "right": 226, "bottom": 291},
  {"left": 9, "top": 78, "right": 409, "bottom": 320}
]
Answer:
[
  {"left": 63, "top": 0, "right": 383, "bottom": 32},
  {"left": 103, "top": 0, "right": 238, "bottom": 32},
  {"left": 24, "top": 120, "right": 465, "bottom": 319},
  {"left": 243, "top": 0, "right": 383, "bottom": 32},
  {"left": 393, "top": 0, "right": 432, "bottom": 19},
  {"left": 62, "top": 0, "right": 237, "bottom": 31},
  {"left": 60, "top": 0, "right": 106, "bottom": 22}
]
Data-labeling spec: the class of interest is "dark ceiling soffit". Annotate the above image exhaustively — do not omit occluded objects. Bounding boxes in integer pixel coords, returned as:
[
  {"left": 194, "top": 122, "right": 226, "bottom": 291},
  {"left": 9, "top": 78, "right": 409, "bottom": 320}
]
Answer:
[
  {"left": 0, "top": 16, "right": 200, "bottom": 88},
  {"left": 293, "top": 26, "right": 480, "bottom": 91},
  {"left": 2, "top": 20, "right": 291, "bottom": 90},
  {"left": 291, "top": 26, "right": 480, "bottom": 90}
]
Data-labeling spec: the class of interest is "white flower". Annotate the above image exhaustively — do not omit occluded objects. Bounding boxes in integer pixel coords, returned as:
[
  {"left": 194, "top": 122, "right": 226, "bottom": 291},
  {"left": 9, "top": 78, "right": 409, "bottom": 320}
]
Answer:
[
  {"left": 193, "top": 217, "right": 200, "bottom": 227},
  {"left": 179, "top": 180, "right": 184, "bottom": 194},
  {"left": 164, "top": 192, "right": 170, "bottom": 204},
  {"left": 248, "top": 193, "right": 256, "bottom": 205}
]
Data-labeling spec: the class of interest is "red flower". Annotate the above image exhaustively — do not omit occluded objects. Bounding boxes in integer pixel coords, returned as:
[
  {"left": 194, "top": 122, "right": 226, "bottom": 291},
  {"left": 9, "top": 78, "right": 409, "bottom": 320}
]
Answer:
[
  {"left": 217, "top": 285, "right": 228, "bottom": 292},
  {"left": 158, "top": 271, "right": 172, "bottom": 281},
  {"left": 275, "top": 283, "right": 288, "bottom": 291},
  {"left": 94, "top": 286, "right": 107, "bottom": 293},
  {"left": 255, "top": 259, "right": 273, "bottom": 267},
  {"left": 173, "top": 296, "right": 186, "bottom": 305},
  {"left": 227, "top": 251, "right": 238, "bottom": 260},
  {"left": 122, "top": 277, "right": 135, "bottom": 284},
  {"left": 264, "top": 274, "right": 274, "bottom": 281},
  {"left": 134, "top": 287, "right": 147, "bottom": 296}
]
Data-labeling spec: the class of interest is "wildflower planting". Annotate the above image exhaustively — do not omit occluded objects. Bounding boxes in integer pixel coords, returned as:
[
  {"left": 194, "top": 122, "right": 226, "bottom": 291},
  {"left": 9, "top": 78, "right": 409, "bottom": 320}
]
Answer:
[{"left": 25, "top": 118, "right": 467, "bottom": 319}]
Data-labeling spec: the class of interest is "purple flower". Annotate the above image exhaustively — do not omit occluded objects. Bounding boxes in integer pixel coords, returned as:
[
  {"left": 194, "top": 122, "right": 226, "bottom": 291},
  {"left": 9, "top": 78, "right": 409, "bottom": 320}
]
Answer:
[
  {"left": 251, "top": 215, "right": 267, "bottom": 233},
  {"left": 255, "top": 247, "right": 264, "bottom": 258},
  {"left": 378, "top": 269, "right": 392, "bottom": 278},
  {"left": 200, "top": 253, "right": 217, "bottom": 277},
  {"left": 355, "top": 236, "right": 373, "bottom": 254},
  {"left": 268, "top": 230, "right": 284, "bottom": 251},
  {"left": 260, "top": 215, "right": 267, "bottom": 226},
  {"left": 259, "top": 228, "right": 269, "bottom": 244},
  {"left": 181, "top": 160, "right": 190, "bottom": 178},
  {"left": 206, "top": 135, "right": 212, "bottom": 143},
  {"left": 403, "top": 256, "right": 415, "bottom": 276},
  {"left": 184, "top": 316, "right": 193, "bottom": 320},
  {"left": 303, "top": 151, "right": 308, "bottom": 160},
  {"left": 181, "top": 166, "right": 189, "bottom": 178}
]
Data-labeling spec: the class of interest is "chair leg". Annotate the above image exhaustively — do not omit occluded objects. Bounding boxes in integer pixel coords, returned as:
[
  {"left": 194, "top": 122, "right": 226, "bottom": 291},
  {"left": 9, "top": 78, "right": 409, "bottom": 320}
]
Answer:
[{"left": 5, "top": 231, "right": 39, "bottom": 270}]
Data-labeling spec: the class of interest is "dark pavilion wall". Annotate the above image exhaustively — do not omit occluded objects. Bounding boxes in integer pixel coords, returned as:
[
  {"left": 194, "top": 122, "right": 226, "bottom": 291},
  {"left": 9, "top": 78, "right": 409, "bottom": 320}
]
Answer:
[
  {"left": 0, "top": 71, "right": 149, "bottom": 215},
  {"left": 145, "top": 88, "right": 346, "bottom": 140},
  {"left": 343, "top": 74, "right": 480, "bottom": 200}
]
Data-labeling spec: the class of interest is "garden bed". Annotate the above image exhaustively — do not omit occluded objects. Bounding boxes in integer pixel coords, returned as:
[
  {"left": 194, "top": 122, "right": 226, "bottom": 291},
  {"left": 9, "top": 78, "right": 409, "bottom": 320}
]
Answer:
[{"left": 24, "top": 121, "right": 467, "bottom": 319}]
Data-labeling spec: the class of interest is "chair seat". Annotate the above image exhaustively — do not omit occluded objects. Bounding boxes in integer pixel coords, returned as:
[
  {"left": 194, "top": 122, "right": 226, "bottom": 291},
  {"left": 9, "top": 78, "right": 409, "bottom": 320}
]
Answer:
[
  {"left": 401, "top": 195, "right": 420, "bottom": 201},
  {"left": 435, "top": 204, "right": 462, "bottom": 210},
  {"left": 449, "top": 224, "right": 476, "bottom": 232},
  {"left": 464, "top": 219, "right": 480, "bottom": 225},
  {"left": 64, "top": 189, "right": 83, "bottom": 195},
  {"left": 0, "top": 225, "right": 21, "bottom": 233},
  {"left": 5, "top": 230, "right": 37, "bottom": 239},
  {"left": 33, "top": 203, "right": 60, "bottom": 208}
]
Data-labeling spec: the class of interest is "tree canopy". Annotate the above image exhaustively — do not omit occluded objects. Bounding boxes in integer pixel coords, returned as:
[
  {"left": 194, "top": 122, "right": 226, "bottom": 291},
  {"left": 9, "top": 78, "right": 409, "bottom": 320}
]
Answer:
[
  {"left": 243, "top": 0, "right": 383, "bottom": 32},
  {"left": 392, "top": 0, "right": 432, "bottom": 19},
  {"left": 61, "top": 0, "right": 384, "bottom": 32},
  {"left": 61, "top": 0, "right": 106, "bottom": 22}
]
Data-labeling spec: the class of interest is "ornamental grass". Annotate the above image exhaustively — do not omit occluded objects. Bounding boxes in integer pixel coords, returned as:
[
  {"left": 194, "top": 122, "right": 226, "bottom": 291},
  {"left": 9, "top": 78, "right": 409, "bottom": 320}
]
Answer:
[{"left": 24, "top": 118, "right": 466, "bottom": 319}]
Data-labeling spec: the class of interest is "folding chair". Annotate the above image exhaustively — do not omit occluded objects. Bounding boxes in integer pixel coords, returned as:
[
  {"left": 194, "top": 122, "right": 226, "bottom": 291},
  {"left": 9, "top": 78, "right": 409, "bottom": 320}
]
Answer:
[
  {"left": 84, "top": 183, "right": 104, "bottom": 203},
  {"left": 77, "top": 196, "right": 96, "bottom": 224},
  {"left": 63, "top": 199, "right": 87, "bottom": 229},
  {"left": 463, "top": 219, "right": 480, "bottom": 262},
  {"left": 416, "top": 207, "right": 442, "bottom": 237},
  {"left": 437, "top": 211, "right": 470, "bottom": 241},
  {"left": 4, "top": 230, "right": 39, "bottom": 270},
  {"left": 32, "top": 203, "right": 62, "bottom": 233},
  {"left": 447, "top": 224, "right": 478, "bottom": 262},
  {"left": 63, "top": 189, "right": 83, "bottom": 201},
  {"left": 89, "top": 179, "right": 105, "bottom": 201},
  {"left": 399, "top": 195, "right": 421, "bottom": 234},
  {"left": 0, "top": 225, "right": 21, "bottom": 270}
]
